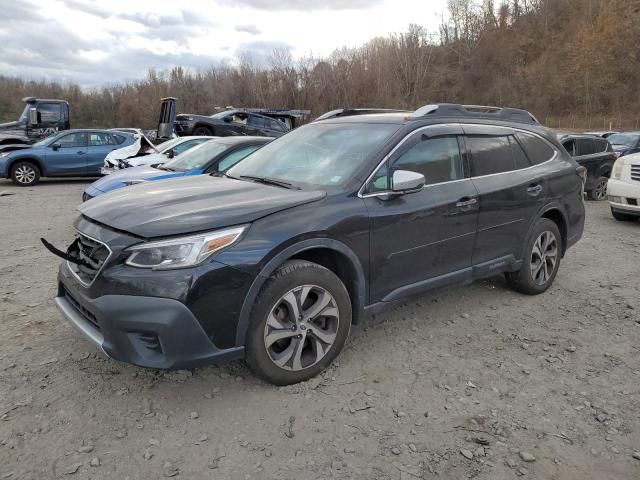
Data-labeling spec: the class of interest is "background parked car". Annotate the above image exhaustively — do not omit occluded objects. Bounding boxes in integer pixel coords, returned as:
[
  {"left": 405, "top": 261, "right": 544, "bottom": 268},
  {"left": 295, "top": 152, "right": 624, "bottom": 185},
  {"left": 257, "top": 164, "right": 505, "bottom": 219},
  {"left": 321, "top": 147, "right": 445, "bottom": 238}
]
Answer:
[
  {"left": 606, "top": 132, "right": 640, "bottom": 157},
  {"left": 0, "top": 129, "right": 134, "bottom": 186},
  {"left": 558, "top": 133, "right": 616, "bottom": 200},
  {"left": 174, "top": 110, "right": 289, "bottom": 138},
  {"left": 584, "top": 131, "right": 618, "bottom": 138},
  {"left": 608, "top": 152, "right": 640, "bottom": 221},
  {"left": 102, "top": 135, "right": 212, "bottom": 173},
  {"left": 83, "top": 136, "right": 271, "bottom": 200}
]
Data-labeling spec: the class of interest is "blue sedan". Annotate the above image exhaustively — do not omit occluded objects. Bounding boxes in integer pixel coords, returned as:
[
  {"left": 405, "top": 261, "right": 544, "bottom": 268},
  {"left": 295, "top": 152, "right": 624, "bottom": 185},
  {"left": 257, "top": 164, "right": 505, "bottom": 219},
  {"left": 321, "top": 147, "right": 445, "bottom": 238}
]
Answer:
[
  {"left": 83, "top": 136, "right": 271, "bottom": 201},
  {"left": 0, "top": 129, "right": 135, "bottom": 186}
]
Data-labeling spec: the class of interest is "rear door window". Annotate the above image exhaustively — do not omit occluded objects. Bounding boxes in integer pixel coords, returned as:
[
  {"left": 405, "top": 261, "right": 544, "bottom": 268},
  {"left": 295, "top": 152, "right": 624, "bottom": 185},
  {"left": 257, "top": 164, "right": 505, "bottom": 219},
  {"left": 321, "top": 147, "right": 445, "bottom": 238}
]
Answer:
[
  {"left": 467, "top": 135, "right": 531, "bottom": 177},
  {"left": 88, "top": 133, "right": 116, "bottom": 146},
  {"left": 515, "top": 133, "right": 556, "bottom": 165}
]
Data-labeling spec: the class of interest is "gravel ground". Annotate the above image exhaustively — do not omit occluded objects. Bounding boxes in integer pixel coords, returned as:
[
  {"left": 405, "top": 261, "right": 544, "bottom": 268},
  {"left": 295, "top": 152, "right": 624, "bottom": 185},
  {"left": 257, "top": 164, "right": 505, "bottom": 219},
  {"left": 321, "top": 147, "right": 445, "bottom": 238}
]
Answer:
[{"left": 0, "top": 179, "right": 639, "bottom": 480}]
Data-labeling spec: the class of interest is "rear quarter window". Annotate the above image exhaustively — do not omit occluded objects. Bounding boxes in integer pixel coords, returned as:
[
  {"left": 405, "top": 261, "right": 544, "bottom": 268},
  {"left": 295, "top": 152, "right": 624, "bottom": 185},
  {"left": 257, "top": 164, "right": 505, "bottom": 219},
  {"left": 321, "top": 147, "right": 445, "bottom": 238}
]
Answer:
[
  {"left": 516, "top": 133, "right": 555, "bottom": 165},
  {"left": 113, "top": 134, "right": 127, "bottom": 145}
]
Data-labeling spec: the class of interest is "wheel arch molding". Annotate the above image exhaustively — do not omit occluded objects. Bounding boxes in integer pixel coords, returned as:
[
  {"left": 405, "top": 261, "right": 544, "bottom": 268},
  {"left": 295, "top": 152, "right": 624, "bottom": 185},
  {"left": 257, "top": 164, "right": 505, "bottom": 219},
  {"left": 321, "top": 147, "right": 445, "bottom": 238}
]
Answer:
[
  {"left": 531, "top": 203, "right": 570, "bottom": 257},
  {"left": 234, "top": 238, "right": 367, "bottom": 347},
  {"left": 8, "top": 156, "right": 45, "bottom": 177}
]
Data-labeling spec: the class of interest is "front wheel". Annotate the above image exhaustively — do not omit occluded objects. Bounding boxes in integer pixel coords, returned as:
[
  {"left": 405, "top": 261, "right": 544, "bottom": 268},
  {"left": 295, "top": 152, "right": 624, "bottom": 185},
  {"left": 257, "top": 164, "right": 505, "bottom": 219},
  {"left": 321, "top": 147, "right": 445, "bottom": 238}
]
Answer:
[
  {"left": 505, "top": 218, "right": 562, "bottom": 295},
  {"left": 10, "top": 161, "right": 40, "bottom": 186},
  {"left": 587, "top": 176, "right": 608, "bottom": 201},
  {"left": 193, "top": 126, "right": 213, "bottom": 136},
  {"left": 245, "top": 260, "right": 352, "bottom": 385}
]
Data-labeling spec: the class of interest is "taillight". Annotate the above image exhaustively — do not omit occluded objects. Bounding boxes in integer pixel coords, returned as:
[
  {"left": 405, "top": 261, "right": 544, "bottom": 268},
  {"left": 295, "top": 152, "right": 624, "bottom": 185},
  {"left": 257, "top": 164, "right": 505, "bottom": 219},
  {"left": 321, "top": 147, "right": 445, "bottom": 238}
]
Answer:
[{"left": 576, "top": 166, "right": 587, "bottom": 184}]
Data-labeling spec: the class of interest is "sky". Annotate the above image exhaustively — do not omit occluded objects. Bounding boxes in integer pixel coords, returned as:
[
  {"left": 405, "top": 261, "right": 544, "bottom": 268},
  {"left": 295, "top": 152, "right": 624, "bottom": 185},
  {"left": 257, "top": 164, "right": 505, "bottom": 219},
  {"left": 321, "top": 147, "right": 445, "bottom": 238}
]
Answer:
[{"left": 0, "top": 0, "right": 448, "bottom": 87}]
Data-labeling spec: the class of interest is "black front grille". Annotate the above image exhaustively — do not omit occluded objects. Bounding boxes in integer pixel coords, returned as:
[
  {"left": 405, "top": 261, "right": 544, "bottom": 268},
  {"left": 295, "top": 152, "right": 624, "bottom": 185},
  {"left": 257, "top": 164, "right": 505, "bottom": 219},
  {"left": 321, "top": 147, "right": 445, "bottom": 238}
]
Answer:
[
  {"left": 63, "top": 286, "right": 100, "bottom": 330},
  {"left": 68, "top": 233, "right": 111, "bottom": 286},
  {"left": 631, "top": 165, "right": 640, "bottom": 182}
]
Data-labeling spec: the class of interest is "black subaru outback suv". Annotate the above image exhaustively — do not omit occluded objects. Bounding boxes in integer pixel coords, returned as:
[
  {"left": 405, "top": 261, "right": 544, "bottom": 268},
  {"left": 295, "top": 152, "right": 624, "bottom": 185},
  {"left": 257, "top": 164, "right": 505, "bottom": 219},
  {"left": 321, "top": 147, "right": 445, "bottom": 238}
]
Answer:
[{"left": 51, "top": 104, "right": 585, "bottom": 385}]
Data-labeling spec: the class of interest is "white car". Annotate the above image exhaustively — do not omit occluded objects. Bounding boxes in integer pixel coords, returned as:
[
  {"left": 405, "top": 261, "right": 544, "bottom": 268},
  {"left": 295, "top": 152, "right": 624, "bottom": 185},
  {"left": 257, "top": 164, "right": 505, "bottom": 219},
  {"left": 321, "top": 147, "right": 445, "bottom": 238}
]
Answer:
[
  {"left": 608, "top": 152, "right": 640, "bottom": 221},
  {"left": 101, "top": 136, "right": 212, "bottom": 174}
]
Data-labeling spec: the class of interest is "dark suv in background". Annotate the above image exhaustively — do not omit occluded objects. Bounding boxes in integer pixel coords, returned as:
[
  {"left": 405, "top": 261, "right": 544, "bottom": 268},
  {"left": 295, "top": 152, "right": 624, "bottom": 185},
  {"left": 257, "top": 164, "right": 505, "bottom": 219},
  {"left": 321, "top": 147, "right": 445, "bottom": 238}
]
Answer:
[
  {"left": 50, "top": 104, "right": 585, "bottom": 385},
  {"left": 175, "top": 109, "right": 289, "bottom": 137},
  {"left": 558, "top": 133, "right": 616, "bottom": 200}
]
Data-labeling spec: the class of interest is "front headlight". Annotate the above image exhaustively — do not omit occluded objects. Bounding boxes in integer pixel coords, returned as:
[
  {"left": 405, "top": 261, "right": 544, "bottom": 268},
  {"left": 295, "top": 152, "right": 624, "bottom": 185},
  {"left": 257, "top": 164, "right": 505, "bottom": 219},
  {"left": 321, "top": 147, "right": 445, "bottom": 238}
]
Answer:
[
  {"left": 611, "top": 159, "right": 624, "bottom": 180},
  {"left": 0, "top": 152, "right": 9, "bottom": 158},
  {"left": 125, "top": 225, "right": 247, "bottom": 270}
]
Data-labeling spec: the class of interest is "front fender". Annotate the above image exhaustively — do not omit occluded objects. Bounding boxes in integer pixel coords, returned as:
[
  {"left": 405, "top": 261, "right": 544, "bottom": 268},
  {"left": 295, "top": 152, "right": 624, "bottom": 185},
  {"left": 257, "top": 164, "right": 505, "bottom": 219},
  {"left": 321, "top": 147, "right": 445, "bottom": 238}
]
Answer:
[
  {"left": 233, "top": 238, "right": 367, "bottom": 346},
  {"left": 7, "top": 155, "right": 46, "bottom": 177}
]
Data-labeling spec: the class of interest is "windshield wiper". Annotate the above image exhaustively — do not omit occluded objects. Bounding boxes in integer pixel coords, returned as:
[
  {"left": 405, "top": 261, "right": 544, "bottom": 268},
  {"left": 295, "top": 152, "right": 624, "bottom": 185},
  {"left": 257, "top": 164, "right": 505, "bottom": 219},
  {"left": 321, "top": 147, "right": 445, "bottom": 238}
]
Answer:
[{"left": 237, "top": 175, "right": 297, "bottom": 190}]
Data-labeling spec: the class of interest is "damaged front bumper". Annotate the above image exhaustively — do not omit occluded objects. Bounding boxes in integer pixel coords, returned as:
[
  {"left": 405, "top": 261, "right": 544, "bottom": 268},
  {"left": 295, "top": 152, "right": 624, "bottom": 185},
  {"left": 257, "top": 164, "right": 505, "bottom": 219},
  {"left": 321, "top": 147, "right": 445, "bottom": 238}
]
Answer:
[{"left": 56, "top": 263, "right": 245, "bottom": 369}]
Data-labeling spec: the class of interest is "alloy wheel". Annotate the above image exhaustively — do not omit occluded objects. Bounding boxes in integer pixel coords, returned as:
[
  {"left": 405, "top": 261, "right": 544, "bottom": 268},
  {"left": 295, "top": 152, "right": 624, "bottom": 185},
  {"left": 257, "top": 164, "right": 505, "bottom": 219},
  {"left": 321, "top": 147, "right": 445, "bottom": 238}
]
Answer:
[
  {"left": 15, "top": 165, "right": 36, "bottom": 185},
  {"left": 594, "top": 178, "right": 608, "bottom": 200},
  {"left": 530, "top": 231, "right": 558, "bottom": 285},
  {"left": 263, "top": 284, "right": 340, "bottom": 371}
]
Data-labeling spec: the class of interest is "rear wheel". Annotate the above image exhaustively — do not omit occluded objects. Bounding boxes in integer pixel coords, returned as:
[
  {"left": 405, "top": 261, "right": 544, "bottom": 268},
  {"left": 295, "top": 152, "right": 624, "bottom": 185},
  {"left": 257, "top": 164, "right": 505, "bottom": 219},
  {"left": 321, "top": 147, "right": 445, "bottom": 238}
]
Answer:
[
  {"left": 245, "top": 260, "right": 352, "bottom": 385},
  {"left": 587, "top": 176, "right": 608, "bottom": 201},
  {"left": 193, "top": 126, "right": 213, "bottom": 136},
  {"left": 505, "top": 218, "right": 562, "bottom": 295},
  {"left": 10, "top": 161, "right": 40, "bottom": 186},
  {"left": 611, "top": 209, "right": 637, "bottom": 222}
]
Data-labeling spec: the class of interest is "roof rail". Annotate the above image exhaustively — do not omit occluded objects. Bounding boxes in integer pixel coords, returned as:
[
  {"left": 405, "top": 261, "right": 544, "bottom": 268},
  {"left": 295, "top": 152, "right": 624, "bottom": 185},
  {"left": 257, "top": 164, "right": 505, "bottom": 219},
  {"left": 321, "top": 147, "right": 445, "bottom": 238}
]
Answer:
[
  {"left": 409, "top": 103, "right": 540, "bottom": 125},
  {"left": 314, "top": 108, "right": 410, "bottom": 122}
]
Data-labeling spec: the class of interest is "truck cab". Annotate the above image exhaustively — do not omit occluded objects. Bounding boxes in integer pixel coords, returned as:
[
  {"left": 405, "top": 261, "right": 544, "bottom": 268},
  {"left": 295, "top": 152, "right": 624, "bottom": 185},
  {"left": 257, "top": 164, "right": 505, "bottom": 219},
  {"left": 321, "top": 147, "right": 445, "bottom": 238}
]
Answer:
[{"left": 0, "top": 97, "right": 70, "bottom": 146}]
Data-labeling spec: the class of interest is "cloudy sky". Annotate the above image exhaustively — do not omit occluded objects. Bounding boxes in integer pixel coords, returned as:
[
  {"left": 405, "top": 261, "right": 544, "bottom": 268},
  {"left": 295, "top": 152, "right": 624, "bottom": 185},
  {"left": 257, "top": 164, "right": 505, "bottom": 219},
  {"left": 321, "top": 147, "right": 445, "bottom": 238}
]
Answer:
[{"left": 0, "top": 0, "right": 448, "bottom": 87}]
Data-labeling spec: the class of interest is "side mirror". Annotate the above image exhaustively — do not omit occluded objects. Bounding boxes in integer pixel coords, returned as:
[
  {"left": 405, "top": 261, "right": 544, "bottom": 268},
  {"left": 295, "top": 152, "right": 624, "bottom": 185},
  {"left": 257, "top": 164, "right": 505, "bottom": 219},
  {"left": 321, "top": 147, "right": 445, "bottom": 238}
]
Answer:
[
  {"left": 223, "top": 116, "right": 232, "bottom": 123},
  {"left": 166, "top": 149, "right": 174, "bottom": 159},
  {"left": 28, "top": 107, "right": 38, "bottom": 126},
  {"left": 51, "top": 143, "right": 61, "bottom": 151},
  {"left": 391, "top": 170, "right": 425, "bottom": 193}
]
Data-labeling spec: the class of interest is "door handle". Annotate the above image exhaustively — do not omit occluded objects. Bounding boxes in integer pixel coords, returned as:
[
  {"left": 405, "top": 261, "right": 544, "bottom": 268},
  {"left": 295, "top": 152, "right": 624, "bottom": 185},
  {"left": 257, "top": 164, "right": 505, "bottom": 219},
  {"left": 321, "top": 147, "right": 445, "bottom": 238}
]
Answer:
[
  {"left": 456, "top": 197, "right": 478, "bottom": 208},
  {"left": 77, "top": 151, "right": 86, "bottom": 155},
  {"left": 527, "top": 184, "right": 543, "bottom": 196}
]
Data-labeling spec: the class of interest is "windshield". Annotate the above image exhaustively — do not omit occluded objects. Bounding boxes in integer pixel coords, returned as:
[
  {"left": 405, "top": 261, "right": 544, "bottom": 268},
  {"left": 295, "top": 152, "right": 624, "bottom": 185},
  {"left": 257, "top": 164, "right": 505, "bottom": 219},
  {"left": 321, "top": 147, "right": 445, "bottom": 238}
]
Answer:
[
  {"left": 227, "top": 123, "right": 399, "bottom": 188},
  {"left": 156, "top": 137, "right": 185, "bottom": 153},
  {"left": 607, "top": 133, "right": 640, "bottom": 148},
  {"left": 18, "top": 104, "right": 30, "bottom": 123},
  {"left": 210, "top": 111, "right": 234, "bottom": 119},
  {"left": 162, "top": 141, "right": 228, "bottom": 171}
]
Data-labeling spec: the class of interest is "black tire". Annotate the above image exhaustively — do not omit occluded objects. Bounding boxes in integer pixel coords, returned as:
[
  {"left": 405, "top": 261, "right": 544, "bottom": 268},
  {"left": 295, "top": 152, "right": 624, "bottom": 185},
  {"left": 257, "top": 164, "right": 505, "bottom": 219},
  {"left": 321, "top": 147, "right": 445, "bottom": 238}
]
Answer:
[
  {"left": 586, "top": 176, "right": 608, "bottom": 201},
  {"left": 10, "top": 161, "right": 40, "bottom": 186},
  {"left": 245, "top": 260, "right": 352, "bottom": 385},
  {"left": 611, "top": 209, "right": 637, "bottom": 222},
  {"left": 505, "top": 218, "right": 562, "bottom": 295},
  {"left": 193, "top": 126, "right": 213, "bottom": 136}
]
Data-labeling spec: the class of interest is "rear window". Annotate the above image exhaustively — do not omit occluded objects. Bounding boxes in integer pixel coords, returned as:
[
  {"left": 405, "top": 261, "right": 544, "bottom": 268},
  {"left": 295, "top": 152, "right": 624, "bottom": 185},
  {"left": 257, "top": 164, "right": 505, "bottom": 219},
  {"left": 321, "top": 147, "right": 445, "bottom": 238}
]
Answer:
[
  {"left": 467, "top": 135, "right": 531, "bottom": 177},
  {"left": 577, "top": 138, "right": 598, "bottom": 156},
  {"left": 516, "top": 133, "right": 555, "bottom": 165}
]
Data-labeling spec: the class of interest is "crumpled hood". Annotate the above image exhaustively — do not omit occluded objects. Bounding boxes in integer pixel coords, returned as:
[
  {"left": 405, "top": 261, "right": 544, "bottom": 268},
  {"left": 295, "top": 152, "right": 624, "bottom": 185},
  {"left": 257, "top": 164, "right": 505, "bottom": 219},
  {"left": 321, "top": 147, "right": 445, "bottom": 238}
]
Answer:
[
  {"left": 0, "top": 120, "right": 21, "bottom": 130},
  {"left": 79, "top": 175, "right": 326, "bottom": 238}
]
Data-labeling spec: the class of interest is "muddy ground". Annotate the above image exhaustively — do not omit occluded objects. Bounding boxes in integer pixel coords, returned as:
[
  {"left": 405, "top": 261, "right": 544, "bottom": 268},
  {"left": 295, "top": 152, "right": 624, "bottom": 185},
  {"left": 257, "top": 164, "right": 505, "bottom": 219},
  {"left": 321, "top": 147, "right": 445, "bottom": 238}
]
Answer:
[{"left": 0, "top": 179, "right": 639, "bottom": 480}]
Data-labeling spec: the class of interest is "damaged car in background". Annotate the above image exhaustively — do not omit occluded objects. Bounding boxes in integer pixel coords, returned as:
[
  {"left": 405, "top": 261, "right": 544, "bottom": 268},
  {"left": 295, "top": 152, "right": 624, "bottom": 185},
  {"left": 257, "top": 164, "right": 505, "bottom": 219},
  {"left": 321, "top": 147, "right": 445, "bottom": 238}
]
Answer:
[
  {"left": 174, "top": 108, "right": 309, "bottom": 138},
  {"left": 83, "top": 136, "right": 271, "bottom": 200},
  {"left": 101, "top": 134, "right": 211, "bottom": 174}
]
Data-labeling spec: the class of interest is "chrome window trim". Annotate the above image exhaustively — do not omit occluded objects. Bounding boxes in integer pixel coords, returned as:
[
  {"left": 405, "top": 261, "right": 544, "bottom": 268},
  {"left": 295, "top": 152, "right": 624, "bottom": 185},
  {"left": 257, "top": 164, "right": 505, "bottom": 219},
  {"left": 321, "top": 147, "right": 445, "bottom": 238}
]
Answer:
[
  {"left": 67, "top": 231, "right": 113, "bottom": 288},
  {"left": 357, "top": 123, "right": 559, "bottom": 198}
]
